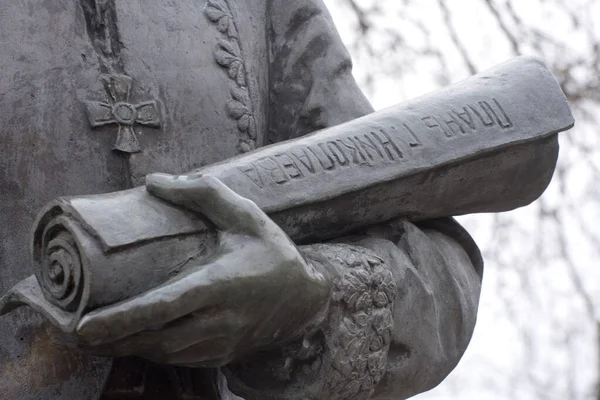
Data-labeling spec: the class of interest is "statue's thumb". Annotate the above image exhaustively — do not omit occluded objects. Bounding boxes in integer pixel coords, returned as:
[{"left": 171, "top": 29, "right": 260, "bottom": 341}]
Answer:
[
  {"left": 145, "top": 172, "right": 211, "bottom": 215},
  {"left": 145, "top": 173, "right": 191, "bottom": 206}
]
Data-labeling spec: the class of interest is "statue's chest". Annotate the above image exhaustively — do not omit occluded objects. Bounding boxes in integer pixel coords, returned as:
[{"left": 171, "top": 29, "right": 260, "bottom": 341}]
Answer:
[
  {"left": 0, "top": 0, "right": 267, "bottom": 285},
  {"left": 98, "top": 0, "right": 267, "bottom": 182},
  {"left": 0, "top": 2, "right": 266, "bottom": 397}
]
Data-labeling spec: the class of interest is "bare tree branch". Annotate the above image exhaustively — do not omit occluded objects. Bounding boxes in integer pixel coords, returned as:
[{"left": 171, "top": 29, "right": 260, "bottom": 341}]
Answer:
[
  {"left": 437, "top": 0, "right": 478, "bottom": 74},
  {"left": 483, "top": 0, "right": 521, "bottom": 55}
]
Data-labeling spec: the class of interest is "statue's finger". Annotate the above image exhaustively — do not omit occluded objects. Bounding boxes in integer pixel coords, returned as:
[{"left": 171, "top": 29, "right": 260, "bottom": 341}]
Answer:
[
  {"left": 81, "top": 310, "right": 242, "bottom": 367},
  {"left": 76, "top": 264, "right": 220, "bottom": 346},
  {"left": 76, "top": 250, "right": 252, "bottom": 346},
  {"left": 154, "top": 336, "right": 238, "bottom": 368},
  {"left": 146, "top": 173, "right": 271, "bottom": 235}
]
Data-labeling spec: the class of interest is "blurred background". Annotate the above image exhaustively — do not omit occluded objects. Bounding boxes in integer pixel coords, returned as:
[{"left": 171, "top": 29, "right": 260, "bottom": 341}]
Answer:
[{"left": 324, "top": 1, "right": 600, "bottom": 399}]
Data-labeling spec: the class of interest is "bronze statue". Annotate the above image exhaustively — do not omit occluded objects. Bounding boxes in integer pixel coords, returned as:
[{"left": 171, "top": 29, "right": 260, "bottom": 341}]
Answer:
[{"left": 0, "top": 0, "right": 573, "bottom": 399}]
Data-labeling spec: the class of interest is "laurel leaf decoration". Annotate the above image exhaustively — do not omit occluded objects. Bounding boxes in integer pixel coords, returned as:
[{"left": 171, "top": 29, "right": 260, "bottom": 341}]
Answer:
[{"left": 204, "top": 0, "right": 257, "bottom": 153}]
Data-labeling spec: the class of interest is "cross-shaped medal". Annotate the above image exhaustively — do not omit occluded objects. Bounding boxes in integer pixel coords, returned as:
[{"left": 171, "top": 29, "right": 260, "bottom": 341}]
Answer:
[{"left": 84, "top": 74, "right": 162, "bottom": 153}]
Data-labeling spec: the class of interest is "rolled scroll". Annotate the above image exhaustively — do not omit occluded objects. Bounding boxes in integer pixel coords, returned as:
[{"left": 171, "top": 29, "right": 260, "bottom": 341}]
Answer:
[{"left": 24, "top": 57, "right": 573, "bottom": 330}]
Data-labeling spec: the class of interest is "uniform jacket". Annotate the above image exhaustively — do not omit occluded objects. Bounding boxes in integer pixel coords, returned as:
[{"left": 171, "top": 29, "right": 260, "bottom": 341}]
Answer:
[{"left": 0, "top": 0, "right": 482, "bottom": 399}]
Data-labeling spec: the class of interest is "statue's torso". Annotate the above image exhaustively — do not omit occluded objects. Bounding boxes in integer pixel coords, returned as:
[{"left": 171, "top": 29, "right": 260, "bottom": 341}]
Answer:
[{"left": 0, "top": 1, "right": 267, "bottom": 398}]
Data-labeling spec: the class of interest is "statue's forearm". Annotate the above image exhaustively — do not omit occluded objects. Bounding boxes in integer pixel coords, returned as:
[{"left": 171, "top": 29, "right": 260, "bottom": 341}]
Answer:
[
  {"left": 225, "top": 240, "right": 398, "bottom": 400},
  {"left": 227, "top": 220, "right": 481, "bottom": 400}
]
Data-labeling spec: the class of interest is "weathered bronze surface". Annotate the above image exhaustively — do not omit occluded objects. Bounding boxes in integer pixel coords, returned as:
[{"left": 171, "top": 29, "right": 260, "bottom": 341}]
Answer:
[
  {"left": 3, "top": 57, "right": 572, "bottom": 332},
  {"left": 0, "top": 0, "right": 573, "bottom": 399}
]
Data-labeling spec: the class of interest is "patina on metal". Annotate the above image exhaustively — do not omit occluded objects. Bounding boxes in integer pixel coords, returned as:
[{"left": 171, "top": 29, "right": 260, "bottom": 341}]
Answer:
[{"left": 0, "top": 0, "right": 573, "bottom": 399}]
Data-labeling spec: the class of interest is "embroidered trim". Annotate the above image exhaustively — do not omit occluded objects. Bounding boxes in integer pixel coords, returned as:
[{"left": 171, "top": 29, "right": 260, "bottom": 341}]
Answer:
[
  {"left": 322, "top": 245, "right": 397, "bottom": 399},
  {"left": 225, "top": 244, "right": 398, "bottom": 400},
  {"left": 204, "top": 0, "right": 258, "bottom": 154}
]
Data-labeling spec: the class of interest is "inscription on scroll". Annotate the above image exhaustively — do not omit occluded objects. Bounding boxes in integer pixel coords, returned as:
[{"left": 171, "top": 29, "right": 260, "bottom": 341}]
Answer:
[
  {"left": 239, "top": 98, "right": 513, "bottom": 188},
  {"left": 421, "top": 98, "right": 512, "bottom": 138}
]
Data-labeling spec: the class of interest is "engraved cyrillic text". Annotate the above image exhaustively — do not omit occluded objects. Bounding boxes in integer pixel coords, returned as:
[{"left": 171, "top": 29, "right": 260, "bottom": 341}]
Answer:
[
  {"left": 421, "top": 98, "right": 512, "bottom": 138},
  {"left": 238, "top": 98, "right": 514, "bottom": 188}
]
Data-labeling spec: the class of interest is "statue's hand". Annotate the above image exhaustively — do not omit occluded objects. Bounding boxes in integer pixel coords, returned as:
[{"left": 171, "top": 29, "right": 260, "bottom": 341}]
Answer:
[{"left": 75, "top": 174, "right": 330, "bottom": 367}]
